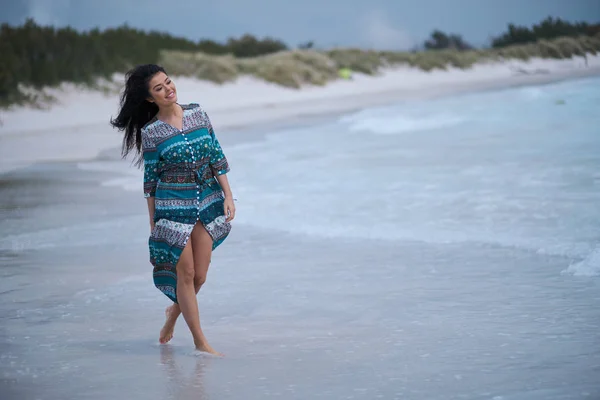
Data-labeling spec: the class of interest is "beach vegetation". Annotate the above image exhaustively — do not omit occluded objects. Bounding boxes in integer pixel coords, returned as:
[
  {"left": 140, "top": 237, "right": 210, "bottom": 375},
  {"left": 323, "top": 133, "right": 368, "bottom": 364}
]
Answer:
[
  {"left": 424, "top": 30, "right": 473, "bottom": 51},
  {"left": 1, "top": 18, "right": 599, "bottom": 108},
  {"left": 491, "top": 16, "right": 600, "bottom": 48}
]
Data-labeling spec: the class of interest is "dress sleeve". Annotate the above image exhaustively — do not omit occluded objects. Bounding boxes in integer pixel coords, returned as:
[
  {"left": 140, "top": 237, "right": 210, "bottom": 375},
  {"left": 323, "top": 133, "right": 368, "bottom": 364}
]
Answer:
[
  {"left": 204, "top": 110, "right": 230, "bottom": 176},
  {"left": 142, "top": 129, "right": 159, "bottom": 198}
]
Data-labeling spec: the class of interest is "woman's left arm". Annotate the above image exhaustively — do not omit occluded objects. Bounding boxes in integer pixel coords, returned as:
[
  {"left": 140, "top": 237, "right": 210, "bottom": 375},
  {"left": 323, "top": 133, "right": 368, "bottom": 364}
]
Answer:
[
  {"left": 203, "top": 108, "right": 235, "bottom": 223},
  {"left": 216, "top": 174, "right": 235, "bottom": 222}
]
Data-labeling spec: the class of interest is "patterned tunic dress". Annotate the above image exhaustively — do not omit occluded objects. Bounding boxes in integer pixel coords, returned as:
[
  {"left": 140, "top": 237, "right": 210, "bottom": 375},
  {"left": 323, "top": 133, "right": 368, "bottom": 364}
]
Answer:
[{"left": 142, "top": 103, "right": 231, "bottom": 303}]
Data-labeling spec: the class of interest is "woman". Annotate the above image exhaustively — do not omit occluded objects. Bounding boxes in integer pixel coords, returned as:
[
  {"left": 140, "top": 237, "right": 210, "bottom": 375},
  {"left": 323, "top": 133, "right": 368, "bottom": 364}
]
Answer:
[{"left": 110, "top": 64, "right": 235, "bottom": 356}]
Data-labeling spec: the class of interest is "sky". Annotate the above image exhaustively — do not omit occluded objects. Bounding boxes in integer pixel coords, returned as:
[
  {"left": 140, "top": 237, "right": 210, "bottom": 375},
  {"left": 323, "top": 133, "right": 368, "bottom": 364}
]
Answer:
[{"left": 2, "top": 0, "right": 599, "bottom": 49}]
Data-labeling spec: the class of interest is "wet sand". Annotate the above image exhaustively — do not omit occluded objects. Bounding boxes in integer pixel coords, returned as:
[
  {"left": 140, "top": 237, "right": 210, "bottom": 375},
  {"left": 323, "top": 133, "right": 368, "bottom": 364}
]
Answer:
[{"left": 1, "top": 133, "right": 599, "bottom": 400}]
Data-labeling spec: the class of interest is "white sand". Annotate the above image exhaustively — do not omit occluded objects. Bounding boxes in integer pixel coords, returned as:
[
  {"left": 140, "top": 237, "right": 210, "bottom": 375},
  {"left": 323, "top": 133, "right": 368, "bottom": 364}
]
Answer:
[{"left": 0, "top": 55, "right": 598, "bottom": 174}]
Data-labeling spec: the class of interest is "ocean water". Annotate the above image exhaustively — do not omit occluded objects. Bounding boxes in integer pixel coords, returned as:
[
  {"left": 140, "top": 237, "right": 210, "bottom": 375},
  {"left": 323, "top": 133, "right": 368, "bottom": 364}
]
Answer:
[
  {"left": 226, "top": 75, "right": 600, "bottom": 277},
  {"left": 1, "top": 76, "right": 600, "bottom": 400}
]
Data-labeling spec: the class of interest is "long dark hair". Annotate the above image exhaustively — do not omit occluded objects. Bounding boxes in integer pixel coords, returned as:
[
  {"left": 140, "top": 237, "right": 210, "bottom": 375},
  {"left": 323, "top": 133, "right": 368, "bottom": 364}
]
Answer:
[{"left": 110, "top": 64, "right": 166, "bottom": 166}]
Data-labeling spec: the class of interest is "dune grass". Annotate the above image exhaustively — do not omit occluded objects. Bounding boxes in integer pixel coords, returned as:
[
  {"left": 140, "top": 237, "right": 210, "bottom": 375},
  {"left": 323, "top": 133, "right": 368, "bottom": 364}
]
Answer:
[
  {"left": 3, "top": 33, "right": 599, "bottom": 110},
  {"left": 159, "top": 34, "right": 600, "bottom": 89}
]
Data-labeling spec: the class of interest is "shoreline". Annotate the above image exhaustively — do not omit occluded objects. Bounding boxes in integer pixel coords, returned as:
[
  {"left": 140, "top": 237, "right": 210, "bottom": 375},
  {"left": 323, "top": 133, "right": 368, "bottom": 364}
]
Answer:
[
  {"left": 209, "top": 64, "right": 600, "bottom": 134},
  {"left": 0, "top": 55, "right": 599, "bottom": 175}
]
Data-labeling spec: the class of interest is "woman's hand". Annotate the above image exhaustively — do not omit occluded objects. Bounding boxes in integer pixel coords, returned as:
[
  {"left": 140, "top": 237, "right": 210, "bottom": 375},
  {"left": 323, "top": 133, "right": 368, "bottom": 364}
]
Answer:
[
  {"left": 224, "top": 196, "right": 236, "bottom": 223},
  {"left": 215, "top": 173, "right": 235, "bottom": 223}
]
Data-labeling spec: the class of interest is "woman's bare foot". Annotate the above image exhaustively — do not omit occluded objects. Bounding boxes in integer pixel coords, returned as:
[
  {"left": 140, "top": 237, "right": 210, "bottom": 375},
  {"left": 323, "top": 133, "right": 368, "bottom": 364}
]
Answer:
[
  {"left": 194, "top": 339, "right": 224, "bottom": 357},
  {"left": 159, "top": 305, "right": 180, "bottom": 344}
]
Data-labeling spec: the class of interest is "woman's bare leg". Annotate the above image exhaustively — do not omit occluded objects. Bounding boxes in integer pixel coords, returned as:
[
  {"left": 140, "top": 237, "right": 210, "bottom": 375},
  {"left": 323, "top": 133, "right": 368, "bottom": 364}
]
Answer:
[
  {"left": 159, "top": 305, "right": 180, "bottom": 344},
  {"left": 158, "top": 228, "right": 208, "bottom": 344},
  {"left": 188, "top": 223, "right": 221, "bottom": 355},
  {"left": 159, "top": 282, "right": 201, "bottom": 344},
  {"left": 171, "top": 237, "right": 208, "bottom": 352}
]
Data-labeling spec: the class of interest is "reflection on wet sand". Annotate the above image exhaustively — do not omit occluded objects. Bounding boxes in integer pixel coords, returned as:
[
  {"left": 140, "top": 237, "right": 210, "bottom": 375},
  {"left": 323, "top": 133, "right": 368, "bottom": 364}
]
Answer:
[{"left": 160, "top": 345, "right": 211, "bottom": 400}]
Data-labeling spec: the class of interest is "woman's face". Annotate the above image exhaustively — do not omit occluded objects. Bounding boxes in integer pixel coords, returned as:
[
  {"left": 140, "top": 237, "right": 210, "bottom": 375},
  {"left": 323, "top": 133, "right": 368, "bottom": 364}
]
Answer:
[{"left": 147, "top": 72, "right": 178, "bottom": 108}]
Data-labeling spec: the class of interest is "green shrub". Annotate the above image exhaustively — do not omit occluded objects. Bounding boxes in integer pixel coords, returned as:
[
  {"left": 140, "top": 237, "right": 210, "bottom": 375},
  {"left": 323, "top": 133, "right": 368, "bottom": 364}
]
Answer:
[
  {"left": 379, "top": 51, "right": 414, "bottom": 66},
  {"left": 537, "top": 40, "right": 565, "bottom": 59},
  {"left": 553, "top": 37, "right": 585, "bottom": 57},
  {"left": 289, "top": 50, "right": 337, "bottom": 75},
  {"left": 578, "top": 36, "right": 598, "bottom": 55},
  {"left": 496, "top": 45, "right": 533, "bottom": 60},
  {"left": 409, "top": 52, "right": 448, "bottom": 71},
  {"left": 326, "top": 48, "right": 385, "bottom": 75},
  {"left": 252, "top": 58, "right": 304, "bottom": 88},
  {"left": 159, "top": 51, "right": 238, "bottom": 83}
]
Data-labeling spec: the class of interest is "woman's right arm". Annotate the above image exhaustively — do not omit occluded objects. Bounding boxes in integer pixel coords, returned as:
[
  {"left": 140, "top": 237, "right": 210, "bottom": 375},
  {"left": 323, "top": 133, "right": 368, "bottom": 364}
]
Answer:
[
  {"left": 146, "top": 197, "right": 156, "bottom": 230},
  {"left": 142, "top": 130, "right": 159, "bottom": 230}
]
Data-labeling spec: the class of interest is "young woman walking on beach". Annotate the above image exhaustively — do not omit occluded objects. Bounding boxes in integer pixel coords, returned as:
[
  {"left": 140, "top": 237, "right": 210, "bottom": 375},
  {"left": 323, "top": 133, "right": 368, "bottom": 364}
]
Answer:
[{"left": 110, "top": 64, "right": 235, "bottom": 356}]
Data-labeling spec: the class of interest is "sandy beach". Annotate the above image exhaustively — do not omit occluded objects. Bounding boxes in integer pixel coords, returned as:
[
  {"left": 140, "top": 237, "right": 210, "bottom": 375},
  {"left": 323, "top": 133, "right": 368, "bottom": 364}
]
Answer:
[{"left": 2, "top": 56, "right": 600, "bottom": 400}]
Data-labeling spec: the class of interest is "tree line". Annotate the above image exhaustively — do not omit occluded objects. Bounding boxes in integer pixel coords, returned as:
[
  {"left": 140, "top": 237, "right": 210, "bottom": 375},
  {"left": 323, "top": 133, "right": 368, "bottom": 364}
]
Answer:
[
  {"left": 0, "top": 19, "right": 287, "bottom": 106},
  {"left": 423, "top": 17, "right": 600, "bottom": 51},
  {"left": 491, "top": 16, "right": 600, "bottom": 48},
  {"left": 0, "top": 16, "right": 598, "bottom": 107}
]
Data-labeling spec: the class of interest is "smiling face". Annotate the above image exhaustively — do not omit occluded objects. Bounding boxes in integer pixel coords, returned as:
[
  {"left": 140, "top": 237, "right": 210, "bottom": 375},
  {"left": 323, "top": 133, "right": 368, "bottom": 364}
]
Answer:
[{"left": 147, "top": 72, "right": 178, "bottom": 108}]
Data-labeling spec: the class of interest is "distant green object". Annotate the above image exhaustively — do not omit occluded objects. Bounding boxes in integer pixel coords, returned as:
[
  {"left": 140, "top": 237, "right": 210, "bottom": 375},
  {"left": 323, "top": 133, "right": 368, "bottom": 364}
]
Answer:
[
  {"left": 555, "top": 99, "right": 566, "bottom": 105},
  {"left": 338, "top": 68, "right": 353, "bottom": 80}
]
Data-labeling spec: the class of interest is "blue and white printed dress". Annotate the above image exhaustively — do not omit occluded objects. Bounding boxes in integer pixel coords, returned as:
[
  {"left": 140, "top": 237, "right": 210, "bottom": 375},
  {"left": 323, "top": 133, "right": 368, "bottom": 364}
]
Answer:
[{"left": 141, "top": 103, "right": 231, "bottom": 303}]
